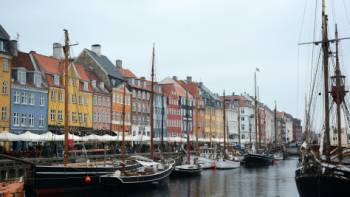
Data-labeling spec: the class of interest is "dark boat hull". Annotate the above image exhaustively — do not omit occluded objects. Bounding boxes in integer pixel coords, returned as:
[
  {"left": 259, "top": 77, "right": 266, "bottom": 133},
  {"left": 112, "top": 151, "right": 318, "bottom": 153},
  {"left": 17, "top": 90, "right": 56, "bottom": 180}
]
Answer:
[
  {"left": 172, "top": 168, "right": 202, "bottom": 176},
  {"left": 100, "top": 165, "right": 173, "bottom": 186},
  {"left": 295, "top": 161, "right": 350, "bottom": 197},
  {"left": 242, "top": 153, "right": 273, "bottom": 167},
  {"left": 31, "top": 163, "right": 141, "bottom": 192}
]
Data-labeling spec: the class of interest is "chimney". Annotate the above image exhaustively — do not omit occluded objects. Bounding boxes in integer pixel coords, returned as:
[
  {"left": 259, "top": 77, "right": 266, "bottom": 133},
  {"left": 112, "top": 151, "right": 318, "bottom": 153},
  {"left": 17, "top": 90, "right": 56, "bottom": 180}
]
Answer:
[
  {"left": 116, "top": 59, "right": 122, "bottom": 68},
  {"left": 53, "top": 43, "right": 62, "bottom": 59},
  {"left": 91, "top": 44, "right": 101, "bottom": 56},
  {"left": 172, "top": 76, "right": 178, "bottom": 81},
  {"left": 92, "top": 80, "right": 96, "bottom": 88},
  {"left": 140, "top": 76, "right": 146, "bottom": 80},
  {"left": 10, "top": 40, "right": 18, "bottom": 57},
  {"left": 186, "top": 76, "right": 192, "bottom": 83},
  {"left": 232, "top": 92, "right": 235, "bottom": 96}
]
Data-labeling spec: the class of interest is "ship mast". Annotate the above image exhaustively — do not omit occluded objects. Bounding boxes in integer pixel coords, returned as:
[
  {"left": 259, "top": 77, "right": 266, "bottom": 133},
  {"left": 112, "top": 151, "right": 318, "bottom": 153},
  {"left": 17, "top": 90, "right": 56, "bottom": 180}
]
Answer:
[
  {"left": 62, "top": 30, "right": 70, "bottom": 166},
  {"left": 195, "top": 90, "right": 199, "bottom": 155},
  {"left": 186, "top": 90, "right": 191, "bottom": 164},
  {"left": 150, "top": 44, "right": 155, "bottom": 159},
  {"left": 332, "top": 24, "right": 347, "bottom": 161},
  {"left": 223, "top": 90, "right": 227, "bottom": 159},
  {"left": 321, "top": 0, "right": 331, "bottom": 161},
  {"left": 121, "top": 83, "right": 126, "bottom": 165},
  {"left": 254, "top": 70, "right": 258, "bottom": 149},
  {"left": 274, "top": 101, "right": 277, "bottom": 147}
]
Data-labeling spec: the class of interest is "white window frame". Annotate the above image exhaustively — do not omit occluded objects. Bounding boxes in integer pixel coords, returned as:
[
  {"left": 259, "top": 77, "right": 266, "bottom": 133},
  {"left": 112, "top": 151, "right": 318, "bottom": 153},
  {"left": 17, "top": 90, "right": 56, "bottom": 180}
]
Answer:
[
  {"left": 39, "top": 114, "right": 44, "bottom": 127},
  {"left": 2, "top": 59, "right": 9, "bottom": 72},
  {"left": 21, "top": 92, "right": 27, "bottom": 104},
  {"left": 14, "top": 91, "right": 20, "bottom": 104},
  {"left": 13, "top": 112, "right": 19, "bottom": 126},
  {"left": 29, "top": 113, "right": 34, "bottom": 127},
  {"left": 40, "top": 95, "right": 45, "bottom": 106},
  {"left": 58, "top": 110, "right": 63, "bottom": 121},
  {"left": 50, "top": 110, "right": 55, "bottom": 121},
  {"left": 2, "top": 81, "right": 7, "bottom": 95},
  {"left": 21, "top": 113, "right": 26, "bottom": 126}
]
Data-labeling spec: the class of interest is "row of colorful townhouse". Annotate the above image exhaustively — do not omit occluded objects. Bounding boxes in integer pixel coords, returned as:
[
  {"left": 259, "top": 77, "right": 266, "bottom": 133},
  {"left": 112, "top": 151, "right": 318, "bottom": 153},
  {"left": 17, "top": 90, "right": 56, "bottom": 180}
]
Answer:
[{"left": 0, "top": 25, "right": 303, "bottom": 148}]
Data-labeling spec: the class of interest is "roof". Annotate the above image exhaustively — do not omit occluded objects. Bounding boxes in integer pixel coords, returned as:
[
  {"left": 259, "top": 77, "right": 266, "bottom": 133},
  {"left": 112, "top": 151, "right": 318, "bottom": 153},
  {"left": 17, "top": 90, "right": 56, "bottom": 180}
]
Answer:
[
  {"left": 85, "top": 69, "right": 109, "bottom": 94},
  {"left": 13, "top": 51, "right": 35, "bottom": 71},
  {"left": 85, "top": 49, "right": 124, "bottom": 80},
  {"left": 32, "top": 52, "right": 63, "bottom": 75},
  {"left": 75, "top": 63, "right": 89, "bottom": 81},
  {"left": 119, "top": 68, "right": 137, "bottom": 78},
  {"left": 0, "top": 25, "right": 10, "bottom": 40}
]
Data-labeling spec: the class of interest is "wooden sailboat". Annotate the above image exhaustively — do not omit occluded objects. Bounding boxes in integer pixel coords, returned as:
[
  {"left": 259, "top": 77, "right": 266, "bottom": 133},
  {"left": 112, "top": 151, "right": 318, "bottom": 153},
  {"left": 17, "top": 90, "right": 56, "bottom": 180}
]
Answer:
[
  {"left": 272, "top": 101, "right": 285, "bottom": 161},
  {"left": 242, "top": 70, "right": 273, "bottom": 167},
  {"left": 215, "top": 91, "right": 240, "bottom": 169},
  {"left": 295, "top": 1, "right": 350, "bottom": 195},
  {"left": 173, "top": 90, "right": 202, "bottom": 175}
]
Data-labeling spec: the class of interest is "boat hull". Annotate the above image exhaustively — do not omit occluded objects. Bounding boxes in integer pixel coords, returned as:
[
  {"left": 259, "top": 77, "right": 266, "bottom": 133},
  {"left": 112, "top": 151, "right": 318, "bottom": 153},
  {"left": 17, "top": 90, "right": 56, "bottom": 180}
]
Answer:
[
  {"left": 172, "top": 165, "right": 202, "bottom": 176},
  {"left": 100, "top": 165, "right": 173, "bottom": 186},
  {"left": 242, "top": 153, "right": 273, "bottom": 167},
  {"left": 295, "top": 166, "right": 350, "bottom": 197},
  {"left": 31, "top": 163, "right": 141, "bottom": 192},
  {"left": 216, "top": 160, "right": 240, "bottom": 169}
]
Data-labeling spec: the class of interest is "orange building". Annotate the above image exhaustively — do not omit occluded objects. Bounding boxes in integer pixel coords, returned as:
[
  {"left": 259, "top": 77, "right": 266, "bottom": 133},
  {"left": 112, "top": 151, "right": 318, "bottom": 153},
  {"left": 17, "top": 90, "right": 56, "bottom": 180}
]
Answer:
[{"left": 112, "top": 83, "right": 132, "bottom": 134}]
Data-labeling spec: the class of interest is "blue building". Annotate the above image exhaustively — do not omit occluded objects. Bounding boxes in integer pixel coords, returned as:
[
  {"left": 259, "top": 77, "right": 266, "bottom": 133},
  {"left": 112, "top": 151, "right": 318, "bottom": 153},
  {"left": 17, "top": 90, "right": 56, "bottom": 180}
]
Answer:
[
  {"left": 153, "top": 83, "right": 167, "bottom": 139},
  {"left": 10, "top": 51, "right": 48, "bottom": 135}
]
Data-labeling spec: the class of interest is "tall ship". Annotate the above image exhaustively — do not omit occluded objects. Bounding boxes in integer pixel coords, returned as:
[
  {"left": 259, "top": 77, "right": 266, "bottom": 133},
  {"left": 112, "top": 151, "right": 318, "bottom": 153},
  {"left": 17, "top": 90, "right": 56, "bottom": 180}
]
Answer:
[{"left": 295, "top": 0, "right": 350, "bottom": 196}]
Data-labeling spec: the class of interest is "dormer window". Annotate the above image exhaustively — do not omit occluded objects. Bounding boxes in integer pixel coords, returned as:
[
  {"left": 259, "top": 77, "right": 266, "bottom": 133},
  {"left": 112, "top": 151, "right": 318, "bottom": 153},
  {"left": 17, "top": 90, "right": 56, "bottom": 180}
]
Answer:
[
  {"left": 34, "top": 73, "right": 42, "bottom": 88},
  {"left": 100, "top": 82, "right": 104, "bottom": 90},
  {"left": 18, "top": 69, "right": 26, "bottom": 85},
  {"left": 0, "top": 41, "right": 4, "bottom": 52},
  {"left": 92, "top": 80, "right": 96, "bottom": 88},
  {"left": 83, "top": 81, "right": 88, "bottom": 91},
  {"left": 53, "top": 74, "right": 60, "bottom": 86}
]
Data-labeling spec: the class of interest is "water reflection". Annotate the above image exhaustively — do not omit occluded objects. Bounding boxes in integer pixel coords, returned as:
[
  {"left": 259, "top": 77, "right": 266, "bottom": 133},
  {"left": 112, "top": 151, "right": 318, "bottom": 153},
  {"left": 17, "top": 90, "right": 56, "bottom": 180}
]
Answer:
[{"left": 41, "top": 158, "right": 298, "bottom": 197}]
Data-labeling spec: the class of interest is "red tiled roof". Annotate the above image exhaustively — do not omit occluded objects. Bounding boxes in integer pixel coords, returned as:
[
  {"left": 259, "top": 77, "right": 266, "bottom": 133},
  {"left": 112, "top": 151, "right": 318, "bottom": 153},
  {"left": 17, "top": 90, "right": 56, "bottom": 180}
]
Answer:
[
  {"left": 32, "top": 52, "right": 63, "bottom": 75},
  {"left": 13, "top": 51, "right": 34, "bottom": 70},
  {"left": 75, "top": 63, "right": 89, "bottom": 81},
  {"left": 119, "top": 68, "right": 137, "bottom": 78}
]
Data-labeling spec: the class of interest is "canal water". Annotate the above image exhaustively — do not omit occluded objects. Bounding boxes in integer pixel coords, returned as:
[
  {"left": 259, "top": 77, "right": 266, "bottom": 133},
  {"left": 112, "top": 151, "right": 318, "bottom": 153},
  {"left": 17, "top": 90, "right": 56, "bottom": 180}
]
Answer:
[{"left": 46, "top": 157, "right": 299, "bottom": 197}]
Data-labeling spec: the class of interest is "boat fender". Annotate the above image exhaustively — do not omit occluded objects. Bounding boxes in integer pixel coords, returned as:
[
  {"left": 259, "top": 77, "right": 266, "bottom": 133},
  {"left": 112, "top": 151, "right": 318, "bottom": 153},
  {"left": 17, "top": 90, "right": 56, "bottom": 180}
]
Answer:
[{"left": 84, "top": 175, "right": 92, "bottom": 184}]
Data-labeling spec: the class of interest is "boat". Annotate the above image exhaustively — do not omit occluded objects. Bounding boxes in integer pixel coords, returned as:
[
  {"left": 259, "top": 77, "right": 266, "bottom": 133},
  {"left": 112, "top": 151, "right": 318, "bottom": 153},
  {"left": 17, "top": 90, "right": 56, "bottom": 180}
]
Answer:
[
  {"left": 241, "top": 78, "right": 273, "bottom": 167},
  {"left": 173, "top": 90, "right": 202, "bottom": 176},
  {"left": 295, "top": 1, "right": 350, "bottom": 196},
  {"left": 215, "top": 91, "right": 240, "bottom": 170},
  {"left": 0, "top": 177, "right": 24, "bottom": 197}
]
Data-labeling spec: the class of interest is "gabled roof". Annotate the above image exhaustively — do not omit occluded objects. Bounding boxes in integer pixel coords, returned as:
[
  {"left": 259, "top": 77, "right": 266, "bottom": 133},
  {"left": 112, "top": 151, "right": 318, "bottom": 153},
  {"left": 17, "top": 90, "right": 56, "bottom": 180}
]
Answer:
[
  {"left": 85, "top": 49, "right": 124, "bottom": 80},
  {"left": 75, "top": 63, "right": 89, "bottom": 81},
  {"left": 32, "top": 52, "right": 63, "bottom": 75},
  {"left": 13, "top": 51, "right": 35, "bottom": 71},
  {"left": 0, "top": 25, "right": 10, "bottom": 40}
]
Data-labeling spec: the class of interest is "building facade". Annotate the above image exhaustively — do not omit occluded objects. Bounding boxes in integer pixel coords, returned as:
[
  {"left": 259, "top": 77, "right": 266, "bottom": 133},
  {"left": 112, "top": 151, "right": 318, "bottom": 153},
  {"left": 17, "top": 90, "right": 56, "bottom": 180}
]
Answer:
[{"left": 10, "top": 52, "right": 48, "bottom": 134}]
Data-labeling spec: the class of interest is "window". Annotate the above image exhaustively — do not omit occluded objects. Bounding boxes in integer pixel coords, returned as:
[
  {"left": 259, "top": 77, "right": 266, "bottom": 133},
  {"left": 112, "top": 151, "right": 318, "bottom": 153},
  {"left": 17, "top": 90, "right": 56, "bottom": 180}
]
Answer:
[
  {"left": 241, "top": 117, "right": 245, "bottom": 121},
  {"left": 39, "top": 114, "right": 44, "bottom": 127},
  {"left": 18, "top": 70, "right": 26, "bottom": 85},
  {"left": 40, "top": 95, "right": 45, "bottom": 106},
  {"left": 241, "top": 124, "right": 245, "bottom": 130},
  {"left": 71, "top": 79, "right": 76, "bottom": 87},
  {"left": 78, "top": 113, "right": 82, "bottom": 123},
  {"left": 13, "top": 112, "right": 19, "bottom": 126},
  {"left": 78, "top": 96, "right": 83, "bottom": 104},
  {"left": 53, "top": 75, "right": 60, "bottom": 86},
  {"left": 58, "top": 110, "right": 63, "bottom": 121},
  {"left": 28, "top": 93, "right": 34, "bottom": 105},
  {"left": 14, "top": 91, "right": 20, "bottom": 104},
  {"left": 21, "top": 113, "right": 26, "bottom": 126},
  {"left": 83, "top": 81, "right": 88, "bottom": 91},
  {"left": 2, "top": 59, "right": 9, "bottom": 72},
  {"left": 84, "top": 113, "right": 88, "bottom": 124},
  {"left": 241, "top": 108, "right": 244, "bottom": 114},
  {"left": 72, "top": 112, "right": 77, "bottom": 122},
  {"left": 0, "top": 41, "right": 4, "bottom": 52},
  {"left": 1, "top": 106, "right": 6, "bottom": 121},
  {"left": 21, "top": 92, "right": 27, "bottom": 104},
  {"left": 29, "top": 113, "right": 34, "bottom": 127},
  {"left": 34, "top": 73, "right": 41, "bottom": 87},
  {"left": 50, "top": 110, "right": 55, "bottom": 121},
  {"left": 93, "top": 96, "right": 97, "bottom": 105},
  {"left": 51, "top": 90, "right": 56, "bottom": 102},
  {"left": 72, "top": 94, "right": 77, "bottom": 104},
  {"left": 2, "top": 81, "right": 7, "bottom": 95},
  {"left": 58, "top": 91, "right": 63, "bottom": 102}
]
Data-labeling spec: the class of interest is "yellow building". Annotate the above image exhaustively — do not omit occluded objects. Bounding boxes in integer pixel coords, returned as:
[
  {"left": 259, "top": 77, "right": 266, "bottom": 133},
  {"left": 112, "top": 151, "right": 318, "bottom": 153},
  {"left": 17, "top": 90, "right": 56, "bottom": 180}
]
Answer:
[
  {"left": 0, "top": 26, "right": 16, "bottom": 133},
  {"left": 33, "top": 52, "right": 93, "bottom": 133}
]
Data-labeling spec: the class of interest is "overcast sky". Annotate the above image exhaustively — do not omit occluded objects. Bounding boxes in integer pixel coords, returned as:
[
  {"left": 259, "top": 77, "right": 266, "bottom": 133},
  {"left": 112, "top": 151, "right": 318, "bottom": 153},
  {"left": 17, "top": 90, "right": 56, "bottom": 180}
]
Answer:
[{"left": 2, "top": 0, "right": 350, "bottom": 122}]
